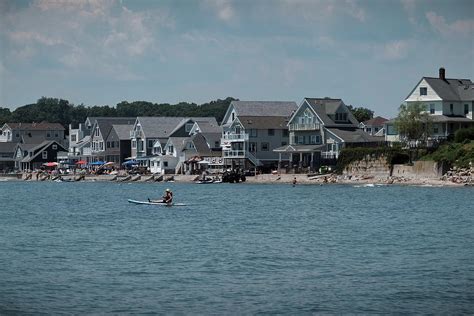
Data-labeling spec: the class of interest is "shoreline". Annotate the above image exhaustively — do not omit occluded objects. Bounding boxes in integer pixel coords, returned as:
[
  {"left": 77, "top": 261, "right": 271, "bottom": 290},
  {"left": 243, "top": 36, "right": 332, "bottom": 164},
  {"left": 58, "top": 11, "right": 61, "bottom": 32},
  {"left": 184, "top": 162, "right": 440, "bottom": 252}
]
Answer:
[{"left": 0, "top": 173, "right": 471, "bottom": 187}]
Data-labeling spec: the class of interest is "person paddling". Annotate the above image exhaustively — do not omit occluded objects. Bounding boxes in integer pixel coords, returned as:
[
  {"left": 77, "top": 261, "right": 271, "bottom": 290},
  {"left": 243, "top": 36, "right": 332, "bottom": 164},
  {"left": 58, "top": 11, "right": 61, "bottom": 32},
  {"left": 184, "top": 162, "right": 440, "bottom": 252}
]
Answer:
[{"left": 162, "top": 188, "right": 173, "bottom": 204}]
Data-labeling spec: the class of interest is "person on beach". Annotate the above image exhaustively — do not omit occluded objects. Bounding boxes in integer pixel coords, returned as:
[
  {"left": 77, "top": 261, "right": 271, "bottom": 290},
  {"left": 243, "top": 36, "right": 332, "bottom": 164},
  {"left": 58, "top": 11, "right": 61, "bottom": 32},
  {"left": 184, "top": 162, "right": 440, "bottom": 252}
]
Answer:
[
  {"left": 162, "top": 188, "right": 173, "bottom": 204},
  {"left": 292, "top": 177, "right": 297, "bottom": 187}
]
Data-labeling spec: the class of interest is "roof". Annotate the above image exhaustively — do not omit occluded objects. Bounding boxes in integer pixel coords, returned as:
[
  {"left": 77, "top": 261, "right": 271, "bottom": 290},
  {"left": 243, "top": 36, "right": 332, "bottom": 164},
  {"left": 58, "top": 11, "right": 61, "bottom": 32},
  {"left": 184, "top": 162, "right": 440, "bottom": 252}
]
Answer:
[
  {"left": 20, "top": 141, "right": 66, "bottom": 162},
  {"left": 193, "top": 120, "right": 221, "bottom": 134},
  {"left": 4, "top": 122, "right": 65, "bottom": 130},
  {"left": 112, "top": 124, "right": 133, "bottom": 140},
  {"left": 21, "top": 135, "right": 49, "bottom": 144},
  {"left": 430, "top": 115, "right": 474, "bottom": 123},
  {"left": 167, "top": 137, "right": 189, "bottom": 154},
  {"left": 362, "top": 116, "right": 388, "bottom": 127},
  {"left": 304, "top": 98, "right": 359, "bottom": 127},
  {"left": 327, "top": 128, "right": 383, "bottom": 143},
  {"left": 137, "top": 117, "right": 186, "bottom": 138},
  {"left": 0, "top": 142, "right": 17, "bottom": 153},
  {"left": 274, "top": 144, "right": 327, "bottom": 152},
  {"left": 422, "top": 77, "right": 473, "bottom": 101},
  {"left": 94, "top": 118, "right": 135, "bottom": 140},
  {"left": 238, "top": 116, "right": 290, "bottom": 129},
  {"left": 231, "top": 101, "right": 298, "bottom": 117},
  {"left": 190, "top": 133, "right": 212, "bottom": 156},
  {"left": 169, "top": 117, "right": 218, "bottom": 136}
]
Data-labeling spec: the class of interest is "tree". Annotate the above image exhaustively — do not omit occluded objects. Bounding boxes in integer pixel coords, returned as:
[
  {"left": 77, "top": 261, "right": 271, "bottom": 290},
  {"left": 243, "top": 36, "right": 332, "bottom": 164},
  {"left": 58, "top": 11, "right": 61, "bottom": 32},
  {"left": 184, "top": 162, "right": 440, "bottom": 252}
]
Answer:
[
  {"left": 394, "top": 102, "right": 432, "bottom": 147},
  {"left": 347, "top": 105, "right": 374, "bottom": 123},
  {"left": 0, "top": 107, "right": 12, "bottom": 126}
]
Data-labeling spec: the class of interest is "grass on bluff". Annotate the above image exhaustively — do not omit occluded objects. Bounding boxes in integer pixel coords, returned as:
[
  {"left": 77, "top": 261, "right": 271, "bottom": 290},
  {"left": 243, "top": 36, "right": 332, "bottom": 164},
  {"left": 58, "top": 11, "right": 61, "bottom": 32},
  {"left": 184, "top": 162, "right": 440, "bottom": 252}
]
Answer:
[{"left": 421, "top": 140, "right": 474, "bottom": 168}]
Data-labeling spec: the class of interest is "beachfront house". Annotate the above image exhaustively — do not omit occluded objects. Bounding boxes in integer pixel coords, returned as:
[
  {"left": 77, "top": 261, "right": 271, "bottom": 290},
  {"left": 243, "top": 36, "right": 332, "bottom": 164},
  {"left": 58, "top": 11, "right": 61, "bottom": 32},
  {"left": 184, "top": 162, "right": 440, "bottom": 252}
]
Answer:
[
  {"left": 0, "top": 142, "right": 17, "bottom": 172},
  {"left": 89, "top": 117, "right": 135, "bottom": 164},
  {"left": 0, "top": 122, "right": 66, "bottom": 146},
  {"left": 360, "top": 116, "right": 388, "bottom": 136},
  {"left": 220, "top": 101, "right": 298, "bottom": 171},
  {"left": 274, "top": 97, "right": 382, "bottom": 172},
  {"left": 14, "top": 140, "right": 67, "bottom": 171},
  {"left": 385, "top": 67, "right": 474, "bottom": 143}
]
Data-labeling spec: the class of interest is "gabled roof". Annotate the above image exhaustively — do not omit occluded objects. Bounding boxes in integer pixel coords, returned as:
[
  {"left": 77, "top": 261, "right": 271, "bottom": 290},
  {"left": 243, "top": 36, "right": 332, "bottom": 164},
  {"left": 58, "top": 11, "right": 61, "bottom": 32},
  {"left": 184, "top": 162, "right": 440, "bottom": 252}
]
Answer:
[
  {"left": 238, "top": 116, "right": 291, "bottom": 129},
  {"left": 166, "top": 136, "right": 189, "bottom": 154},
  {"left": 111, "top": 124, "right": 133, "bottom": 140},
  {"left": 362, "top": 116, "right": 388, "bottom": 127},
  {"left": 304, "top": 98, "right": 359, "bottom": 127},
  {"left": 422, "top": 77, "right": 473, "bottom": 101},
  {"left": 168, "top": 117, "right": 219, "bottom": 136},
  {"left": 326, "top": 128, "right": 383, "bottom": 143},
  {"left": 137, "top": 117, "right": 186, "bottom": 138},
  {"left": 93, "top": 118, "right": 135, "bottom": 140},
  {"left": 192, "top": 120, "right": 221, "bottom": 134},
  {"left": 190, "top": 133, "right": 212, "bottom": 156},
  {"left": 19, "top": 141, "right": 67, "bottom": 162},
  {"left": 231, "top": 101, "right": 298, "bottom": 117},
  {"left": 3, "top": 122, "right": 65, "bottom": 130}
]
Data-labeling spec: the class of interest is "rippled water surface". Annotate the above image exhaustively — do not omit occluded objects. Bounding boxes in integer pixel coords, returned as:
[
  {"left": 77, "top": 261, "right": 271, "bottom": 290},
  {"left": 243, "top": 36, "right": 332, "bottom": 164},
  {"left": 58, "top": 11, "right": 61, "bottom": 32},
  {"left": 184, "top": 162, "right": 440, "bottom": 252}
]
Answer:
[{"left": 0, "top": 181, "right": 473, "bottom": 314}]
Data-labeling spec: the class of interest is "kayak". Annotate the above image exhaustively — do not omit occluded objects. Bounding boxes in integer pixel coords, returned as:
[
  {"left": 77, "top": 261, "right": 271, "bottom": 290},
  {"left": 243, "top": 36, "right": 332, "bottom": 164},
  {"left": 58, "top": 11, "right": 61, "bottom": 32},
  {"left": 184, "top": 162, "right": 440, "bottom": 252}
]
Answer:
[{"left": 127, "top": 199, "right": 187, "bottom": 206}]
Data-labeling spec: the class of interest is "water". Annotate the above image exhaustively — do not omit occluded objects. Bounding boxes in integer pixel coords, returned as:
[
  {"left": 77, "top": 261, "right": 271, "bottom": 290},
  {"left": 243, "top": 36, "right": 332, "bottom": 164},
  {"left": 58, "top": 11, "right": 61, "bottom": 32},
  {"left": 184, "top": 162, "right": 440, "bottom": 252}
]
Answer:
[{"left": 0, "top": 181, "right": 473, "bottom": 314}]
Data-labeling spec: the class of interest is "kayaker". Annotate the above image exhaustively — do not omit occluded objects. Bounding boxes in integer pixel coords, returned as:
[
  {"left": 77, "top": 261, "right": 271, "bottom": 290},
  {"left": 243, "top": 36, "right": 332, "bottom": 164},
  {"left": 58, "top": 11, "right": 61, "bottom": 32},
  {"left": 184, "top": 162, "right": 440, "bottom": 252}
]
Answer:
[{"left": 162, "top": 188, "right": 173, "bottom": 204}]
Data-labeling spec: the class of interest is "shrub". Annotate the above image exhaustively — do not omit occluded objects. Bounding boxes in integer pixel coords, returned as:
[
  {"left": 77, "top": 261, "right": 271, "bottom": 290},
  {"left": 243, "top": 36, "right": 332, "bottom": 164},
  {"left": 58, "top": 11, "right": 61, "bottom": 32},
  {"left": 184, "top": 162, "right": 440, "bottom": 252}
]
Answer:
[{"left": 454, "top": 127, "right": 474, "bottom": 143}]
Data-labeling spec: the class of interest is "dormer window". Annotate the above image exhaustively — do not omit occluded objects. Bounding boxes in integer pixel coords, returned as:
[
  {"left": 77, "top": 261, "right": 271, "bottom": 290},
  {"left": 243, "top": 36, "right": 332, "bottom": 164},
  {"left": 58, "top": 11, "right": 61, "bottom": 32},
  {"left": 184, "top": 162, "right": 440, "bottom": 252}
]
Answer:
[
  {"left": 335, "top": 113, "right": 348, "bottom": 122},
  {"left": 185, "top": 123, "right": 194, "bottom": 132},
  {"left": 420, "top": 87, "right": 427, "bottom": 96}
]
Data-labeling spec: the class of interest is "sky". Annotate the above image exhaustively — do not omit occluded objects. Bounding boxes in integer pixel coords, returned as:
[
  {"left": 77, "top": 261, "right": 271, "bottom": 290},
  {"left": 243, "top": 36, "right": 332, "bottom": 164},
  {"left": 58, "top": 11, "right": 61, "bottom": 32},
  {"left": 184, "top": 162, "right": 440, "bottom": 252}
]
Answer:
[{"left": 0, "top": 0, "right": 473, "bottom": 117}]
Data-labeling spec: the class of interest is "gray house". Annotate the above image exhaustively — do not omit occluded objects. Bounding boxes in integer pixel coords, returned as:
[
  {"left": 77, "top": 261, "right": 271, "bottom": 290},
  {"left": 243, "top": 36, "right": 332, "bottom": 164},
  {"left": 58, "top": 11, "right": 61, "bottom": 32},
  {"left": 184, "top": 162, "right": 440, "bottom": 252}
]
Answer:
[
  {"left": 221, "top": 101, "right": 298, "bottom": 170},
  {"left": 275, "top": 97, "right": 382, "bottom": 171},
  {"left": 0, "top": 122, "right": 66, "bottom": 146}
]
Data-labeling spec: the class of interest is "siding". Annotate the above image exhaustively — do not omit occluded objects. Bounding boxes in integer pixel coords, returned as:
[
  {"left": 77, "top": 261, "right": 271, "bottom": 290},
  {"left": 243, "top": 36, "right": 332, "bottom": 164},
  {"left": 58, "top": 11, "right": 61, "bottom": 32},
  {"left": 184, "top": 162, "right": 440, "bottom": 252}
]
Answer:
[{"left": 405, "top": 79, "right": 442, "bottom": 102}]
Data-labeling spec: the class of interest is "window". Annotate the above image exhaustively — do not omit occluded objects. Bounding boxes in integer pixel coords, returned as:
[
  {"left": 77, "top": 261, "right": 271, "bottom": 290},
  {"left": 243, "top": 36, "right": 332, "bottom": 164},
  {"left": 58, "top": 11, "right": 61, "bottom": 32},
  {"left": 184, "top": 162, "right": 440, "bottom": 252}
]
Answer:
[
  {"left": 433, "top": 125, "right": 439, "bottom": 134},
  {"left": 163, "top": 161, "right": 168, "bottom": 167},
  {"left": 335, "top": 112, "right": 348, "bottom": 122},
  {"left": 249, "top": 129, "right": 257, "bottom": 137},
  {"left": 281, "top": 141, "right": 287, "bottom": 146},
  {"left": 42, "top": 151, "right": 47, "bottom": 159},
  {"left": 297, "top": 136, "right": 304, "bottom": 144},
  {"left": 465, "top": 104, "right": 469, "bottom": 115},
  {"left": 231, "top": 112, "right": 235, "bottom": 121},
  {"left": 95, "top": 127, "right": 99, "bottom": 136},
  {"left": 310, "top": 135, "right": 320, "bottom": 144},
  {"left": 249, "top": 142, "right": 257, "bottom": 152},
  {"left": 450, "top": 104, "right": 454, "bottom": 114},
  {"left": 132, "top": 140, "right": 136, "bottom": 149},
  {"left": 55, "top": 132, "right": 59, "bottom": 137},
  {"left": 148, "top": 139, "right": 154, "bottom": 148},
  {"left": 268, "top": 129, "right": 275, "bottom": 136},
  {"left": 283, "top": 129, "right": 289, "bottom": 137},
  {"left": 99, "top": 142, "right": 104, "bottom": 151},
  {"left": 52, "top": 144, "right": 57, "bottom": 150},
  {"left": 47, "top": 132, "right": 51, "bottom": 137},
  {"left": 107, "top": 141, "right": 110, "bottom": 148},
  {"left": 15, "top": 133, "right": 19, "bottom": 138},
  {"left": 430, "top": 104, "right": 435, "bottom": 114},
  {"left": 214, "top": 141, "right": 220, "bottom": 148},
  {"left": 261, "top": 142, "right": 269, "bottom": 151},
  {"left": 420, "top": 87, "right": 427, "bottom": 95},
  {"left": 71, "top": 135, "right": 77, "bottom": 142},
  {"left": 185, "top": 123, "right": 194, "bottom": 132}
]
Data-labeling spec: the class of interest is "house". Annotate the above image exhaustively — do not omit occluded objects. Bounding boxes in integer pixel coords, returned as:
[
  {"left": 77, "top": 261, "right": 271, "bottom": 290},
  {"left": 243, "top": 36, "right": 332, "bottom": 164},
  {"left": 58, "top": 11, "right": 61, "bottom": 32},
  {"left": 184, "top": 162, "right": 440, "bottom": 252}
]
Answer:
[
  {"left": 274, "top": 97, "right": 382, "bottom": 171},
  {"left": 220, "top": 101, "right": 298, "bottom": 171},
  {"left": 0, "top": 142, "right": 17, "bottom": 172},
  {"left": 130, "top": 117, "right": 218, "bottom": 174},
  {"left": 360, "top": 116, "right": 388, "bottom": 136},
  {"left": 385, "top": 67, "right": 474, "bottom": 143},
  {"left": 89, "top": 117, "right": 135, "bottom": 163},
  {"left": 104, "top": 124, "right": 133, "bottom": 164},
  {"left": 183, "top": 133, "right": 224, "bottom": 174},
  {"left": 0, "top": 122, "right": 66, "bottom": 145},
  {"left": 14, "top": 140, "right": 67, "bottom": 171}
]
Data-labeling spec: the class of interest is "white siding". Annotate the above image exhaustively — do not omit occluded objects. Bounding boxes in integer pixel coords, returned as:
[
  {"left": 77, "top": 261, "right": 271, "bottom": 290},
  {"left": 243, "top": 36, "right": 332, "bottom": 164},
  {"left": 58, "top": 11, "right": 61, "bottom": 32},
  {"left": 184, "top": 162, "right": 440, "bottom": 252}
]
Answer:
[
  {"left": 405, "top": 79, "right": 442, "bottom": 102},
  {"left": 442, "top": 101, "right": 464, "bottom": 116}
]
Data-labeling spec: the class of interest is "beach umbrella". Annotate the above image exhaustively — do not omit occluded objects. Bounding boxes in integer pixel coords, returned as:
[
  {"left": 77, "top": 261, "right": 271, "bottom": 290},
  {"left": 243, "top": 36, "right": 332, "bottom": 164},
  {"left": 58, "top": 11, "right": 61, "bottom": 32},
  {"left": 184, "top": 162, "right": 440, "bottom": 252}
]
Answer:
[
  {"left": 122, "top": 160, "right": 138, "bottom": 166},
  {"left": 89, "top": 161, "right": 105, "bottom": 166},
  {"left": 75, "top": 160, "right": 87, "bottom": 165},
  {"left": 103, "top": 162, "right": 115, "bottom": 166},
  {"left": 43, "top": 162, "right": 58, "bottom": 167}
]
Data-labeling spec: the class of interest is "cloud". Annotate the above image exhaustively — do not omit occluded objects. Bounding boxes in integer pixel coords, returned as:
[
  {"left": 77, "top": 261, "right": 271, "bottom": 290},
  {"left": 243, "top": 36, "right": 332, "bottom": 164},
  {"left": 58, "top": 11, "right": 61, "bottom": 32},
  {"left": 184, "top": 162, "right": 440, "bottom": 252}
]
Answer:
[
  {"left": 426, "top": 11, "right": 474, "bottom": 37},
  {"left": 400, "top": 0, "right": 417, "bottom": 25},
  {"left": 375, "top": 40, "right": 411, "bottom": 61},
  {"left": 32, "top": 0, "right": 117, "bottom": 17},
  {"left": 203, "top": 0, "right": 235, "bottom": 22},
  {"left": 277, "top": 0, "right": 366, "bottom": 23}
]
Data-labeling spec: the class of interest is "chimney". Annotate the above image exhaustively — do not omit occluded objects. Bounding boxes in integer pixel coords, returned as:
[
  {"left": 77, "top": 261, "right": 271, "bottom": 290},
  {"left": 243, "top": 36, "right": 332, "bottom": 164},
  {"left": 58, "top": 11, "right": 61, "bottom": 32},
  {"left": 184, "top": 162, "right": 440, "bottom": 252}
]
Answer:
[{"left": 439, "top": 67, "right": 446, "bottom": 80}]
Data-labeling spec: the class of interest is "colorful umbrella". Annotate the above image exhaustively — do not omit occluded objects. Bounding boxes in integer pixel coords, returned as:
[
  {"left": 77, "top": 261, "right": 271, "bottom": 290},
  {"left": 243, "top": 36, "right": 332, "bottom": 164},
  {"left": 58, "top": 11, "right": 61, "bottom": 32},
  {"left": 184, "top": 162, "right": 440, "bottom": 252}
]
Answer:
[
  {"left": 43, "top": 162, "right": 58, "bottom": 167},
  {"left": 75, "top": 160, "right": 87, "bottom": 165}
]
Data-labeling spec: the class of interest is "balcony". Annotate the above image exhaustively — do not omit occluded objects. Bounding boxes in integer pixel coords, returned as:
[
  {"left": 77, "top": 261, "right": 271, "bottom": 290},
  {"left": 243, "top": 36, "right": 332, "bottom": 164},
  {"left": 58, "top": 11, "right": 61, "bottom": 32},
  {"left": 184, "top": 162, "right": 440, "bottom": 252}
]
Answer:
[
  {"left": 321, "top": 151, "right": 338, "bottom": 159},
  {"left": 221, "top": 133, "right": 249, "bottom": 147},
  {"left": 289, "top": 123, "right": 320, "bottom": 131},
  {"left": 223, "top": 150, "right": 245, "bottom": 158}
]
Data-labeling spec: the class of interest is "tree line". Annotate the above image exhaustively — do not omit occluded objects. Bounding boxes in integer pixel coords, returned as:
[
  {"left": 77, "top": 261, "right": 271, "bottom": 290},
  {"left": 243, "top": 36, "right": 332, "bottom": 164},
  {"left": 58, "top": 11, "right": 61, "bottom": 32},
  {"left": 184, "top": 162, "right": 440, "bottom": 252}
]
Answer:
[{"left": 0, "top": 97, "right": 375, "bottom": 129}]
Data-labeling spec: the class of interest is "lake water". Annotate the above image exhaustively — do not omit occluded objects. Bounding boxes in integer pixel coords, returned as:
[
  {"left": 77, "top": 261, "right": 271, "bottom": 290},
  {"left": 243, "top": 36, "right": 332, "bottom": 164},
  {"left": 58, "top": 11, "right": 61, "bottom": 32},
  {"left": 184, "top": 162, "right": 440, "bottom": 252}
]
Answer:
[{"left": 0, "top": 181, "right": 473, "bottom": 314}]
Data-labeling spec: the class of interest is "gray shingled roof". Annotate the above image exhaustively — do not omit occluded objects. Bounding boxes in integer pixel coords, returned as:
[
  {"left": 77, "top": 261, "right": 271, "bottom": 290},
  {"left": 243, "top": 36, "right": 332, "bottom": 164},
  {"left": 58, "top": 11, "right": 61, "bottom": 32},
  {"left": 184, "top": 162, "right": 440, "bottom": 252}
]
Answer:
[
  {"left": 112, "top": 124, "right": 133, "bottom": 140},
  {"left": 420, "top": 77, "right": 473, "bottom": 101},
  {"left": 138, "top": 117, "right": 187, "bottom": 138},
  {"left": 327, "top": 128, "right": 382, "bottom": 143},
  {"left": 304, "top": 98, "right": 359, "bottom": 127},
  {"left": 231, "top": 101, "right": 298, "bottom": 117},
  {"left": 4, "top": 122, "right": 65, "bottom": 130},
  {"left": 238, "top": 116, "right": 290, "bottom": 129},
  {"left": 95, "top": 118, "right": 135, "bottom": 140},
  {"left": 362, "top": 116, "right": 388, "bottom": 127},
  {"left": 0, "top": 142, "right": 17, "bottom": 154},
  {"left": 430, "top": 115, "right": 474, "bottom": 123},
  {"left": 167, "top": 137, "right": 189, "bottom": 154},
  {"left": 190, "top": 133, "right": 212, "bottom": 156},
  {"left": 194, "top": 120, "right": 221, "bottom": 134}
]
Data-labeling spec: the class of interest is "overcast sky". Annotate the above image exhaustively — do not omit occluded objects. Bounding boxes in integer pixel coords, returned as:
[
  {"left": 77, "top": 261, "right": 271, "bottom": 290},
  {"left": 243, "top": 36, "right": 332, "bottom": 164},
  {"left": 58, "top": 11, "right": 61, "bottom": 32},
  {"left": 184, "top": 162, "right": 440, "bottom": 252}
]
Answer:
[{"left": 1, "top": 0, "right": 473, "bottom": 117}]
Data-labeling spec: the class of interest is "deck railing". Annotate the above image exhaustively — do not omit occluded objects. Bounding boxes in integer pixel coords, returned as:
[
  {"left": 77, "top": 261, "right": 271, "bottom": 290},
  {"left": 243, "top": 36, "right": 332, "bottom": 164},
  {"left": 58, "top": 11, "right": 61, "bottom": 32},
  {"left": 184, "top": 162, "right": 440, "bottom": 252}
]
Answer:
[{"left": 288, "top": 123, "right": 320, "bottom": 131}]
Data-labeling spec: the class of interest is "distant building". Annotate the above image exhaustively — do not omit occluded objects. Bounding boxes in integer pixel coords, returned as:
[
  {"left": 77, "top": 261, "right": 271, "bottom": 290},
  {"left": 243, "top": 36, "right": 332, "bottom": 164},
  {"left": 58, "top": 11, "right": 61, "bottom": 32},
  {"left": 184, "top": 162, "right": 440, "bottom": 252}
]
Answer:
[
  {"left": 385, "top": 67, "right": 474, "bottom": 143},
  {"left": 360, "top": 116, "right": 388, "bottom": 136},
  {"left": 220, "top": 101, "right": 298, "bottom": 171},
  {"left": 0, "top": 122, "right": 66, "bottom": 145},
  {"left": 14, "top": 140, "right": 67, "bottom": 171}
]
